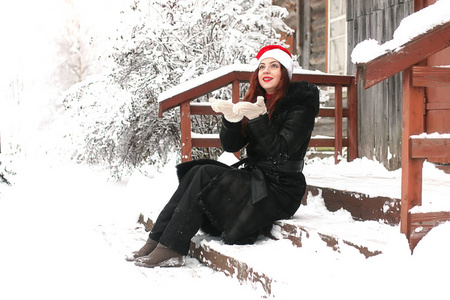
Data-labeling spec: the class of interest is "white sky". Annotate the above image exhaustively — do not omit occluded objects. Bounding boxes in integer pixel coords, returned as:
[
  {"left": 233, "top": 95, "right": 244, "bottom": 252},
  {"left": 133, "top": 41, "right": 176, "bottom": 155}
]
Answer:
[{"left": 0, "top": 0, "right": 130, "bottom": 92}]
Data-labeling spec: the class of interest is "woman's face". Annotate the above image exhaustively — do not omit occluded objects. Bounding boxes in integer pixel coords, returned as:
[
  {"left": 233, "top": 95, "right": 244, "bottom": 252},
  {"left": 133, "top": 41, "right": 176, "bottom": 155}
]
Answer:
[{"left": 258, "top": 58, "right": 282, "bottom": 94}]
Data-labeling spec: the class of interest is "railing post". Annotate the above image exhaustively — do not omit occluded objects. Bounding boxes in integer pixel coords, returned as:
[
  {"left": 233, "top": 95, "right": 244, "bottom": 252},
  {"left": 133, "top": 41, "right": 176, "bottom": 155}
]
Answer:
[
  {"left": 180, "top": 101, "right": 192, "bottom": 162},
  {"left": 348, "top": 79, "right": 358, "bottom": 161},
  {"left": 334, "top": 84, "right": 343, "bottom": 163},
  {"left": 232, "top": 80, "right": 240, "bottom": 103},
  {"left": 232, "top": 79, "right": 241, "bottom": 159},
  {"left": 400, "top": 66, "right": 425, "bottom": 235}
]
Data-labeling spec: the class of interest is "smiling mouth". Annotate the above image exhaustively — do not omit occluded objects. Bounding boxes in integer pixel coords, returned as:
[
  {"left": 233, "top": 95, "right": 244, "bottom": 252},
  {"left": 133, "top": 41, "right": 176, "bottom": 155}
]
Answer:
[{"left": 262, "top": 77, "right": 273, "bottom": 82}]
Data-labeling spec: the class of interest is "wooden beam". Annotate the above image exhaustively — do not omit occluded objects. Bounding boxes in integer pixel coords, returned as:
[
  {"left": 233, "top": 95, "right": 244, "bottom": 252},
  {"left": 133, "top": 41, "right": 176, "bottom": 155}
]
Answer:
[
  {"left": 409, "top": 211, "right": 450, "bottom": 250},
  {"left": 400, "top": 66, "right": 426, "bottom": 234},
  {"left": 309, "top": 138, "right": 349, "bottom": 148},
  {"left": 189, "top": 137, "right": 351, "bottom": 149},
  {"left": 410, "top": 138, "right": 450, "bottom": 158},
  {"left": 180, "top": 102, "right": 192, "bottom": 162},
  {"left": 334, "top": 84, "right": 343, "bottom": 163},
  {"left": 232, "top": 80, "right": 240, "bottom": 104},
  {"left": 412, "top": 66, "right": 450, "bottom": 88},
  {"left": 358, "top": 22, "right": 450, "bottom": 89},
  {"left": 159, "top": 69, "right": 356, "bottom": 116},
  {"left": 190, "top": 105, "right": 220, "bottom": 116},
  {"left": 426, "top": 102, "right": 450, "bottom": 110},
  {"left": 192, "top": 138, "right": 221, "bottom": 148},
  {"left": 347, "top": 79, "right": 358, "bottom": 161},
  {"left": 320, "top": 107, "right": 349, "bottom": 118},
  {"left": 414, "top": 0, "right": 426, "bottom": 12},
  {"left": 292, "top": 73, "right": 355, "bottom": 85}
]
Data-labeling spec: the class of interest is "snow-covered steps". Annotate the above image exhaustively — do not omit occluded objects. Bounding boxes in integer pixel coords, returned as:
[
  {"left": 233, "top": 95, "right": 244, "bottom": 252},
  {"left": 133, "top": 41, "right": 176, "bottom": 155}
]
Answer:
[
  {"left": 187, "top": 190, "right": 402, "bottom": 297},
  {"left": 270, "top": 220, "right": 383, "bottom": 258},
  {"left": 409, "top": 211, "right": 450, "bottom": 250},
  {"left": 189, "top": 236, "right": 275, "bottom": 296},
  {"left": 188, "top": 219, "right": 400, "bottom": 297}
]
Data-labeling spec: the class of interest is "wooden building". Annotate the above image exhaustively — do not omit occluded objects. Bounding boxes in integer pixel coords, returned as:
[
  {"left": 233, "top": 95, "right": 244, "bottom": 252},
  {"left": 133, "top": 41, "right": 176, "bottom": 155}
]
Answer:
[
  {"left": 355, "top": 6, "right": 450, "bottom": 250},
  {"left": 276, "top": 0, "right": 416, "bottom": 170},
  {"left": 347, "top": 0, "right": 413, "bottom": 170}
]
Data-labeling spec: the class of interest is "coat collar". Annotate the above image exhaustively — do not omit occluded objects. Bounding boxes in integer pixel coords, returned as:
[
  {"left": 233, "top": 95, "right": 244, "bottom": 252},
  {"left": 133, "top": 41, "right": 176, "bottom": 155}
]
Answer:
[{"left": 271, "top": 81, "right": 320, "bottom": 118}]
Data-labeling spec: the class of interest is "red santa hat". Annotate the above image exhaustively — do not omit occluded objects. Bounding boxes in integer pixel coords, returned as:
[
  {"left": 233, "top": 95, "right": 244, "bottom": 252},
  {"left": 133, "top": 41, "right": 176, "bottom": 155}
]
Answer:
[{"left": 256, "top": 45, "right": 293, "bottom": 80}]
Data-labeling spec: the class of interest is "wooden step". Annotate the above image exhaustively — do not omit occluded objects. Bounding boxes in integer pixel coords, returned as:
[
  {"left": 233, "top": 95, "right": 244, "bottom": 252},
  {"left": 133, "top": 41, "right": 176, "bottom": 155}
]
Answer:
[
  {"left": 408, "top": 211, "right": 450, "bottom": 250},
  {"left": 189, "top": 236, "right": 275, "bottom": 296},
  {"left": 138, "top": 185, "right": 402, "bottom": 297},
  {"left": 304, "top": 185, "right": 401, "bottom": 225},
  {"left": 188, "top": 219, "right": 391, "bottom": 297},
  {"left": 270, "top": 220, "right": 383, "bottom": 258}
]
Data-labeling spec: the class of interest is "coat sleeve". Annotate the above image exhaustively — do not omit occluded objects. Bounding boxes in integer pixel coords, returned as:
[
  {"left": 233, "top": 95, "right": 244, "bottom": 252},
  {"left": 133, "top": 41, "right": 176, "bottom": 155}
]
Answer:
[
  {"left": 246, "top": 86, "right": 319, "bottom": 161},
  {"left": 219, "top": 116, "right": 248, "bottom": 152}
]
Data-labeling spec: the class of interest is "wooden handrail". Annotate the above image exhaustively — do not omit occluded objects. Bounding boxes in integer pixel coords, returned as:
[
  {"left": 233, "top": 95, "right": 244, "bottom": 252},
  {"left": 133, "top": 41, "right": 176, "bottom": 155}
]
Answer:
[{"left": 158, "top": 65, "right": 358, "bottom": 163}]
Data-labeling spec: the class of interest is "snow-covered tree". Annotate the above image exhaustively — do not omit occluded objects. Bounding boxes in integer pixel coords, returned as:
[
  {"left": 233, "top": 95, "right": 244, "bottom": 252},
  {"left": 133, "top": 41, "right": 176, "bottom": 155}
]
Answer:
[
  {"left": 59, "top": 0, "right": 293, "bottom": 179},
  {"left": 54, "top": 0, "right": 105, "bottom": 91}
]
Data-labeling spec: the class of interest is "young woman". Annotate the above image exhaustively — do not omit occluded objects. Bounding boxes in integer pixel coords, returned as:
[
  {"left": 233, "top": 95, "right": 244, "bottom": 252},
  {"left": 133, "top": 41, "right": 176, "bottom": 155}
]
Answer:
[{"left": 129, "top": 45, "right": 320, "bottom": 268}]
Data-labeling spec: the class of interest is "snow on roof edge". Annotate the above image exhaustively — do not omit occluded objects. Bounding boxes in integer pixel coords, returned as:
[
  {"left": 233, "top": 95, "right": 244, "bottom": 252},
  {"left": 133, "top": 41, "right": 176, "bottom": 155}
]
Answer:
[{"left": 351, "top": 0, "right": 450, "bottom": 64}]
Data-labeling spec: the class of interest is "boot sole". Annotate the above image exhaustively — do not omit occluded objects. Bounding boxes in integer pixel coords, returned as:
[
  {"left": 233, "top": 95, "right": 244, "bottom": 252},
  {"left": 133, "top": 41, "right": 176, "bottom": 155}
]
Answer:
[{"left": 135, "top": 256, "right": 186, "bottom": 268}]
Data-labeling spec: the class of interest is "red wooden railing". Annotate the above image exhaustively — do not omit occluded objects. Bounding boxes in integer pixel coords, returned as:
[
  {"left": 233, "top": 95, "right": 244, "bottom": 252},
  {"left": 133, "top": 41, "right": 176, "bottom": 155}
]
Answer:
[{"left": 158, "top": 65, "right": 357, "bottom": 163}]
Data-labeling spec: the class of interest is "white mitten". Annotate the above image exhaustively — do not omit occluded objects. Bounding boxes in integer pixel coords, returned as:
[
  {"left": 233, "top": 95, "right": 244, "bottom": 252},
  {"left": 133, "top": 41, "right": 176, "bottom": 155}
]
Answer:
[
  {"left": 232, "top": 96, "right": 267, "bottom": 120},
  {"left": 209, "top": 98, "right": 244, "bottom": 123}
]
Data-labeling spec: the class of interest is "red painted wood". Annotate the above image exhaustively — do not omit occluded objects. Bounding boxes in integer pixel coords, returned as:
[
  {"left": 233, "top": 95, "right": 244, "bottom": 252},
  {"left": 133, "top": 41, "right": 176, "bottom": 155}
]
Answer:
[
  {"left": 408, "top": 211, "right": 450, "bottom": 250},
  {"left": 232, "top": 80, "right": 240, "bottom": 104},
  {"left": 190, "top": 105, "right": 221, "bottom": 115},
  {"left": 412, "top": 66, "right": 450, "bottom": 88},
  {"left": 334, "top": 84, "right": 343, "bottom": 163},
  {"left": 400, "top": 67, "right": 426, "bottom": 234},
  {"left": 358, "top": 22, "right": 450, "bottom": 89},
  {"left": 319, "top": 107, "right": 350, "bottom": 118},
  {"left": 159, "top": 70, "right": 357, "bottom": 117},
  {"left": 309, "top": 138, "right": 349, "bottom": 148},
  {"left": 191, "top": 138, "right": 222, "bottom": 148},
  {"left": 348, "top": 80, "right": 358, "bottom": 161},
  {"left": 180, "top": 102, "right": 192, "bottom": 162},
  {"left": 426, "top": 102, "right": 450, "bottom": 110},
  {"left": 410, "top": 138, "right": 450, "bottom": 158}
]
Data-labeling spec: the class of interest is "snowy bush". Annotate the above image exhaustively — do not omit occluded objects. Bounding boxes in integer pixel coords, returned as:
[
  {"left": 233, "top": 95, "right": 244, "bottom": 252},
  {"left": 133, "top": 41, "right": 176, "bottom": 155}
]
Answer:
[
  {"left": 0, "top": 155, "right": 16, "bottom": 199},
  {"left": 59, "top": 0, "right": 293, "bottom": 179}
]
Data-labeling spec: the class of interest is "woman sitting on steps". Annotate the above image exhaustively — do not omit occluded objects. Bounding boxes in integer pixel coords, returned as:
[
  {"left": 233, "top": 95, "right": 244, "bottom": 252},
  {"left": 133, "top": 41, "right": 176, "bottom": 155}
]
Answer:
[{"left": 128, "top": 44, "right": 320, "bottom": 268}]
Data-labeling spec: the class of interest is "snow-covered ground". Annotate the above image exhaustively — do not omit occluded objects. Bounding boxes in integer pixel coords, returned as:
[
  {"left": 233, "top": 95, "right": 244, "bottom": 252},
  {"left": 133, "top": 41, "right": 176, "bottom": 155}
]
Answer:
[{"left": 0, "top": 155, "right": 449, "bottom": 300}]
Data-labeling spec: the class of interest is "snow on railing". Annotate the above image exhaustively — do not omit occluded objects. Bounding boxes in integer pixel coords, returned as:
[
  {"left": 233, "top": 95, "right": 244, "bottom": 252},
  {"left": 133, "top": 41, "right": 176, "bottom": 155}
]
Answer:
[{"left": 158, "top": 64, "right": 327, "bottom": 103}]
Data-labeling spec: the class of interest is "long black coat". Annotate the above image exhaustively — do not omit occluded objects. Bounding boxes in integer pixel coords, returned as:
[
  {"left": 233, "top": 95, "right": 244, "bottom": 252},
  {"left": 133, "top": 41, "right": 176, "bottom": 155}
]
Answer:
[{"left": 177, "top": 81, "right": 320, "bottom": 245}]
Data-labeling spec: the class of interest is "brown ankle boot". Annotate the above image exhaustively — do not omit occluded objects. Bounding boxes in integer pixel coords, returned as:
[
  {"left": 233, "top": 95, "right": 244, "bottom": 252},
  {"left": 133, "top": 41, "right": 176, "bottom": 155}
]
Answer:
[
  {"left": 134, "top": 244, "right": 185, "bottom": 268},
  {"left": 126, "top": 238, "right": 158, "bottom": 261}
]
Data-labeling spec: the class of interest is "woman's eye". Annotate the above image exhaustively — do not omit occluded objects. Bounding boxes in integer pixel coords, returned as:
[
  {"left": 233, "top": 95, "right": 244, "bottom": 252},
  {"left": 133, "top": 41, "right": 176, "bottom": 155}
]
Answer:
[{"left": 271, "top": 64, "right": 279, "bottom": 69}]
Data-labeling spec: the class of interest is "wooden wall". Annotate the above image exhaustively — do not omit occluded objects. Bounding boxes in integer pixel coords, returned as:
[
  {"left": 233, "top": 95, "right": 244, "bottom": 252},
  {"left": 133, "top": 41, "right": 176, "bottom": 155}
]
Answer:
[
  {"left": 298, "top": 0, "right": 326, "bottom": 72},
  {"left": 347, "top": 0, "right": 413, "bottom": 170}
]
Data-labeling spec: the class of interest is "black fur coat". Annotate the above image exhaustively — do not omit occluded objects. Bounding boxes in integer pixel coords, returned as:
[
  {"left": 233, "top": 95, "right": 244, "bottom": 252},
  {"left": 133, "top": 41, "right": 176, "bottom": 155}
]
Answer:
[{"left": 177, "top": 81, "right": 320, "bottom": 244}]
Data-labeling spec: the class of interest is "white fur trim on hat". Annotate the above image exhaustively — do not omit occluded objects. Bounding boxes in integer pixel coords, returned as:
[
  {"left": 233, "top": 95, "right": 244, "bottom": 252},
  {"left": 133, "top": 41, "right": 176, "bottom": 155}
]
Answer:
[{"left": 256, "top": 45, "right": 293, "bottom": 80}]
